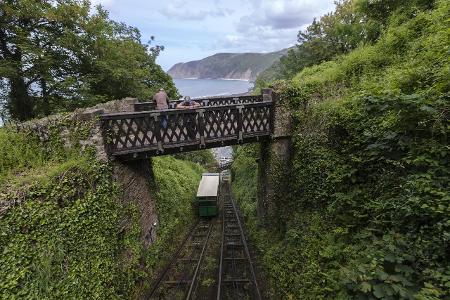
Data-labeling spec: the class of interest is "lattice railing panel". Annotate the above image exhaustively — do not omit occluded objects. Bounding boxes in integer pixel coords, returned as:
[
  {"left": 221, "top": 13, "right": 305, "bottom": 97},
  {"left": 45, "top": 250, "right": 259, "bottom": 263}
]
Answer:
[
  {"left": 103, "top": 114, "right": 159, "bottom": 152},
  {"left": 134, "top": 95, "right": 263, "bottom": 112},
  {"left": 241, "top": 105, "right": 271, "bottom": 135},
  {"left": 203, "top": 107, "right": 239, "bottom": 140},
  {"left": 102, "top": 100, "right": 273, "bottom": 156},
  {"left": 161, "top": 111, "right": 199, "bottom": 143}
]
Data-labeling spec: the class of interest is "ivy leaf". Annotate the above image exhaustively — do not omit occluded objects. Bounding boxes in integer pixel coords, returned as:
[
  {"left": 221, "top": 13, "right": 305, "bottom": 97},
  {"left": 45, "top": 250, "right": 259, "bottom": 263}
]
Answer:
[
  {"left": 373, "top": 284, "right": 385, "bottom": 298},
  {"left": 360, "top": 281, "right": 372, "bottom": 293}
]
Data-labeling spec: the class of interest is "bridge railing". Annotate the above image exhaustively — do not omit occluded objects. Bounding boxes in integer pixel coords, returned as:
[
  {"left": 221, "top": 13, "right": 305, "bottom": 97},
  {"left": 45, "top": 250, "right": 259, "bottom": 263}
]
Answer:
[
  {"left": 101, "top": 100, "right": 273, "bottom": 159},
  {"left": 134, "top": 95, "right": 263, "bottom": 111}
]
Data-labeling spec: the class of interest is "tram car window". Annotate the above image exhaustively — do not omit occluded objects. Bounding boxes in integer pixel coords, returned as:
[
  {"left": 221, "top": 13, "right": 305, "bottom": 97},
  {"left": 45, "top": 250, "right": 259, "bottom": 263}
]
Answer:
[{"left": 196, "top": 173, "right": 220, "bottom": 217}]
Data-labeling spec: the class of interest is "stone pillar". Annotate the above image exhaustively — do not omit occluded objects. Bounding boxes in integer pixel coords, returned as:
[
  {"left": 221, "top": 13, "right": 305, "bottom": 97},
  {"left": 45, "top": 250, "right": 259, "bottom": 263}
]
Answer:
[
  {"left": 113, "top": 159, "right": 159, "bottom": 249},
  {"left": 257, "top": 88, "right": 293, "bottom": 228}
]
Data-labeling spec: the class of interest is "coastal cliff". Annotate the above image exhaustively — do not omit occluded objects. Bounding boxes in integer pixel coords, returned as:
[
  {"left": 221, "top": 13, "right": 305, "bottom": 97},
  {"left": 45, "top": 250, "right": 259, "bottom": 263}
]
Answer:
[{"left": 167, "top": 50, "right": 287, "bottom": 81}]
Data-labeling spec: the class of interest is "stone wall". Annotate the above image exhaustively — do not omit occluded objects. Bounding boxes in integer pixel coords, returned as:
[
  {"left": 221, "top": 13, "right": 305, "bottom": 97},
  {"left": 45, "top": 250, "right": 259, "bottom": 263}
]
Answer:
[
  {"left": 13, "top": 98, "right": 159, "bottom": 248},
  {"left": 258, "top": 89, "right": 293, "bottom": 228},
  {"left": 15, "top": 97, "right": 138, "bottom": 162}
]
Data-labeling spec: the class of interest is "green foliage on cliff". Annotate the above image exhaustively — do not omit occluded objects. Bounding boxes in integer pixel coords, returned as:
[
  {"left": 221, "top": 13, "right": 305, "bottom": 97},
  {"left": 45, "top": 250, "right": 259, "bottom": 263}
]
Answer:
[
  {"left": 234, "top": 0, "right": 449, "bottom": 299},
  {"left": 152, "top": 156, "right": 204, "bottom": 243},
  {"left": 256, "top": 0, "right": 436, "bottom": 85},
  {"left": 0, "top": 156, "right": 138, "bottom": 298},
  {"left": 231, "top": 145, "right": 259, "bottom": 217},
  {"left": 0, "top": 125, "right": 143, "bottom": 298},
  {"left": 0, "top": 126, "right": 205, "bottom": 298},
  {"left": 145, "top": 156, "right": 205, "bottom": 278},
  {"left": 0, "top": 129, "right": 47, "bottom": 183},
  {"left": 173, "top": 149, "right": 217, "bottom": 170},
  {"left": 167, "top": 50, "right": 288, "bottom": 81}
]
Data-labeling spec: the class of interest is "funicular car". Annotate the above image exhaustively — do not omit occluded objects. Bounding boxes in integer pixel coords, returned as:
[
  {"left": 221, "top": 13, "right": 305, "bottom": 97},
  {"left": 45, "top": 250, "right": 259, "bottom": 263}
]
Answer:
[{"left": 196, "top": 173, "right": 220, "bottom": 217}]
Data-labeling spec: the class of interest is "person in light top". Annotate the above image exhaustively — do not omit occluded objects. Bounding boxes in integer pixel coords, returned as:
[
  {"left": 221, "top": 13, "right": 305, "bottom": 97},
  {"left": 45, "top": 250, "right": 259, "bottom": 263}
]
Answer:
[
  {"left": 176, "top": 96, "right": 200, "bottom": 109},
  {"left": 176, "top": 96, "right": 200, "bottom": 139}
]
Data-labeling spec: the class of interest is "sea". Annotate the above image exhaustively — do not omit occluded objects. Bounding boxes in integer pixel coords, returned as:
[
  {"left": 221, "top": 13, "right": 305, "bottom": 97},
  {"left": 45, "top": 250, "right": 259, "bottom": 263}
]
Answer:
[{"left": 174, "top": 78, "right": 253, "bottom": 98}]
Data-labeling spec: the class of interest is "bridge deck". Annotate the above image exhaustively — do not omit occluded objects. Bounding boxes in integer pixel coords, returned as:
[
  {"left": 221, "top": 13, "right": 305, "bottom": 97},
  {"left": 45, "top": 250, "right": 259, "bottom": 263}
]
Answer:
[{"left": 101, "top": 95, "right": 273, "bottom": 160}]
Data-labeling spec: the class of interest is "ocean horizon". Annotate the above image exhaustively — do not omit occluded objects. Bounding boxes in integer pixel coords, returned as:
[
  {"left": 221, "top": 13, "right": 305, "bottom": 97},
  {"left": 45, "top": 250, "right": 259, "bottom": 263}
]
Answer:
[
  {"left": 0, "top": 78, "right": 253, "bottom": 125},
  {"left": 173, "top": 78, "right": 253, "bottom": 98}
]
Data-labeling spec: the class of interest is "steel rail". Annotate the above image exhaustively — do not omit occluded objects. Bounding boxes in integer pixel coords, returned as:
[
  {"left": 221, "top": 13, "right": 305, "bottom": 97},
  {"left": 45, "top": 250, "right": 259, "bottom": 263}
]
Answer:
[
  {"left": 230, "top": 194, "right": 262, "bottom": 300},
  {"left": 216, "top": 183, "right": 262, "bottom": 300},
  {"left": 146, "top": 220, "right": 200, "bottom": 299},
  {"left": 175, "top": 221, "right": 211, "bottom": 296},
  {"left": 185, "top": 221, "right": 214, "bottom": 299},
  {"left": 216, "top": 197, "right": 226, "bottom": 300}
]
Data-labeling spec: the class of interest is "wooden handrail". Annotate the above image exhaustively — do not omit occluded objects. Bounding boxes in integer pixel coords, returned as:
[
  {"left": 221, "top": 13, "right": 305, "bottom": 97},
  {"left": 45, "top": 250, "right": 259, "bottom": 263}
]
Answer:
[{"left": 101, "top": 96, "right": 273, "bottom": 159}]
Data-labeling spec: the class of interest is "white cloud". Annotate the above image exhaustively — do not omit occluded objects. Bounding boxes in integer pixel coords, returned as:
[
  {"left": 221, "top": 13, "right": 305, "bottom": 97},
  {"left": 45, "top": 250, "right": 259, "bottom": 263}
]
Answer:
[
  {"left": 213, "top": 0, "right": 335, "bottom": 53},
  {"left": 90, "top": 0, "right": 336, "bottom": 67},
  {"left": 91, "top": 0, "right": 114, "bottom": 7},
  {"left": 243, "top": 0, "right": 333, "bottom": 29},
  {"left": 160, "top": 0, "right": 234, "bottom": 21}
]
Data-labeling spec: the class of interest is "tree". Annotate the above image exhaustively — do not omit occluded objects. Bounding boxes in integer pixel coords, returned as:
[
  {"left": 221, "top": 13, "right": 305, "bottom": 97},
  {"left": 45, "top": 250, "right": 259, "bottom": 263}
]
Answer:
[
  {"left": 266, "top": 0, "right": 383, "bottom": 81},
  {"left": 0, "top": 0, "right": 178, "bottom": 121}
]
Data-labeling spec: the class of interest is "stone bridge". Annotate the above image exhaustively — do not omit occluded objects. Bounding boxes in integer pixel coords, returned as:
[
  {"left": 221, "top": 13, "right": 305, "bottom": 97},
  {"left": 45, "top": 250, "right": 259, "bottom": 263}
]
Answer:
[
  {"left": 15, "top": 88, "right": 292, "bottom": 242},
  {"left": 100, "top": 88, "right": 292, "bottom": 227},
  {"left": 100, "top": 92, "right": 274, "bottom": 160}
]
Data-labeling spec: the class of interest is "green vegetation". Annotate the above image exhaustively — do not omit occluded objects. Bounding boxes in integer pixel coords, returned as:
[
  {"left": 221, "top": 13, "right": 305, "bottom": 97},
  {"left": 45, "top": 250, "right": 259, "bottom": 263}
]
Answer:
[
  {"left": 0, "top": 121, "right": 206, "bottom": 298},
  {"left": 231, "top": 145, "right": 259, "bottom": 221},
  {"left": 235, "top": 0, "right": 449, "bottom": 299},
  {"left": 0, "top": 129, "right": 47, "bottom": 184},
  {"left": 0, "top": 124, "right": 138, "bottom": 297},
  {"left": 0, "top": 156, "right": 137, "bottom": 298},
  {"left": 145, "top": 156, "right": 205, "bottom": 279},
  {"left": 256, "top": 0, "right": 436, "bottom": 85},
  {"left": 0, "top": 0, "right": 178, "bottom": 121},
  {"left": 174, "top": 149, "right": 217, "bottom": 170}
]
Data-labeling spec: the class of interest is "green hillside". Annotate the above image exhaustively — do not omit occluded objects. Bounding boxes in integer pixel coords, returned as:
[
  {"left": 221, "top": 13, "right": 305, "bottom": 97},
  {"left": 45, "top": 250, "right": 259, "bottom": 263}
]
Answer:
[
  {"left": 167, "top": 49, "right": 288, "bottom": 81},
  {"left": 234, "top": 0, "right": 449, "bottom": 298}
]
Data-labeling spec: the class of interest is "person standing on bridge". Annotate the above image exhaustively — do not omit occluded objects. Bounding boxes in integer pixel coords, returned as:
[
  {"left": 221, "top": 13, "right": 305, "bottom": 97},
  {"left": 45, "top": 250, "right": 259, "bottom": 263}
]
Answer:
[
  {"left": 153, "top": 88, "right": 170, "bottom": 128},
  {"left": 153, "top": 88, "right": 170, "bottom": 109},
  {"left": 176, "top": 96, "right": 200, "bottom": 140}
]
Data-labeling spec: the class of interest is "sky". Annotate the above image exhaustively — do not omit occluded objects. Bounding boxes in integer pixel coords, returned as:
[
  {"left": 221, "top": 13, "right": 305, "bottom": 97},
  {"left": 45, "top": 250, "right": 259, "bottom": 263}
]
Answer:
[{"left": 92, "top": 0, "right": 336, "bottom": 71}]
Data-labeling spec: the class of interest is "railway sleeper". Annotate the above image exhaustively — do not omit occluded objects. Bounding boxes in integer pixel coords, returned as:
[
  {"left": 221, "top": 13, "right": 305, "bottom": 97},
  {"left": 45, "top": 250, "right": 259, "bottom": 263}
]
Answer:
[
  {"left": 178, "top": 258, "right": 199, "bottom": 262},
  {"left": 225, "top": 241, "right": 243, "bottom": 247},
  {"left": 163, "top": 280, "right": 192, "bottom": 285},
  {"left": 223, "top": 279, "right": 251, "bottom": 283}
]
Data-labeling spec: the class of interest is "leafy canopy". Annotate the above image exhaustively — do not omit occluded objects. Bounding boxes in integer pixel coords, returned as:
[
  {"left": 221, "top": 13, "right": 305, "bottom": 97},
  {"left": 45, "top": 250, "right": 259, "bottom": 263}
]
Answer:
[{"left": 0, "top": 0, "right": 178, "bottom": 121}]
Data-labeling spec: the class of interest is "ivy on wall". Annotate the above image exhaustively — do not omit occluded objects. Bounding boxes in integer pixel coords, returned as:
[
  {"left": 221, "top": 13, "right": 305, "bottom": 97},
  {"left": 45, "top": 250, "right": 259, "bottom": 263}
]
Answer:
[
  {"left": 0, "top": 118, "right": 206, "bottom": 298},
  {"left": 232, "top": 1, "right": 449, "bottom": 299}
]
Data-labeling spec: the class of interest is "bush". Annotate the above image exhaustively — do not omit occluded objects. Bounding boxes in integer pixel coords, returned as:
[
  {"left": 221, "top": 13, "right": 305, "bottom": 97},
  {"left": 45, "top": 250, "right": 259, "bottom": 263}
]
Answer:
[
  {"left": 0, "top": 129, "right": 47, "bottom": 183},
  {"left": 233, "top": 1, "right": 450, "bottom": 298},
  {"left": 144, "top": 156, "right": 205, "bottom": 279}
]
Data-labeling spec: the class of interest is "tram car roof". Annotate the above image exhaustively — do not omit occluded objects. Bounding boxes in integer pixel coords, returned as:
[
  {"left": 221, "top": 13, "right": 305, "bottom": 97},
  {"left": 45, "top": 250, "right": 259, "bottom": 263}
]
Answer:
[{"left": 197, "top": 173, "right": 220, "bottom": 197}]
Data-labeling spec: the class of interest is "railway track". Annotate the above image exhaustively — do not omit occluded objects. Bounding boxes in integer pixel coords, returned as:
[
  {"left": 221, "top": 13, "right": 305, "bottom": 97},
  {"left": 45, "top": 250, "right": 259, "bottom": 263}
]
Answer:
[
  {"left": 147, "top": 219, "right": 214, "bottom": 299},
  {"left": 217, "top": 184, "right": 262, "bottom": 300},
  {"left": 146, "top": 177, "right": 261, "bottom": 299}
]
